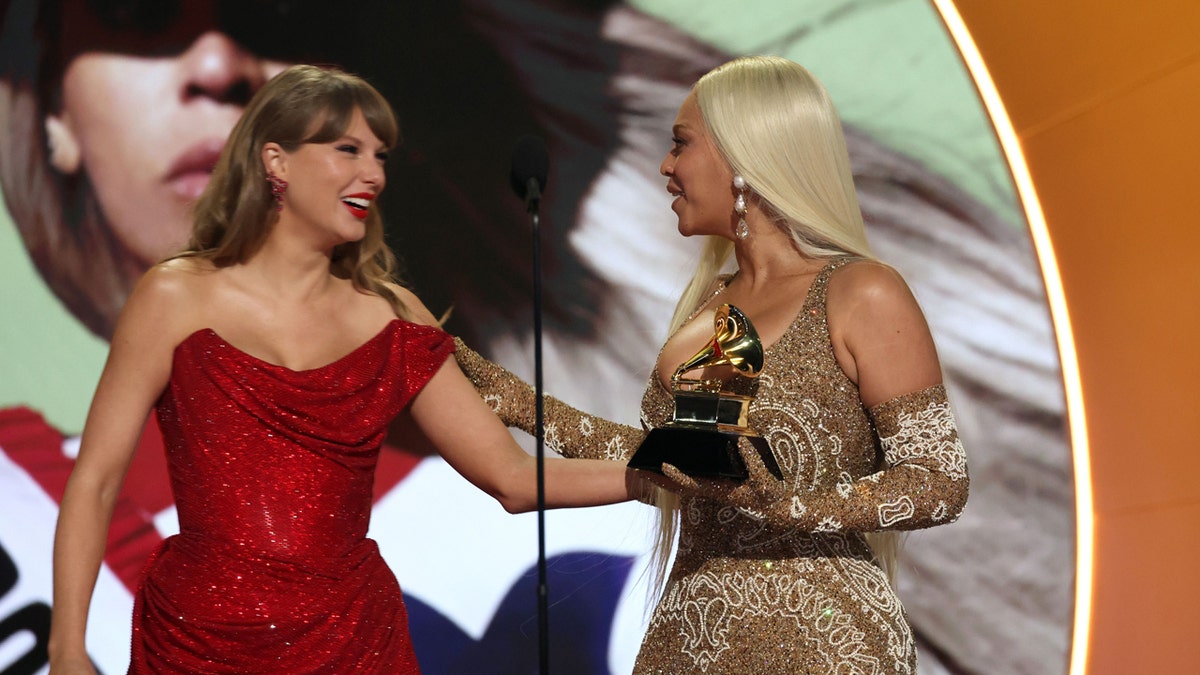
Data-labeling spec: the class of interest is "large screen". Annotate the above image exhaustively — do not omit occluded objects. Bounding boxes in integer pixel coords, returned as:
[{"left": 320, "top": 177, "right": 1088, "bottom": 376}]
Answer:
[{"left": 0, "top": 1, "right": 1071, "bottom": 673}]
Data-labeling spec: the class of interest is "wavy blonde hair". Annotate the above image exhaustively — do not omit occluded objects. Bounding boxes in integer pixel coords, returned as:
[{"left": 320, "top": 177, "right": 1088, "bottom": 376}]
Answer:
[
  {"left": 178, "top": 64, "right": 411, "bottom": 319},
  {"left": 651, "top": 56, "right": 898, "bottom": 596}
]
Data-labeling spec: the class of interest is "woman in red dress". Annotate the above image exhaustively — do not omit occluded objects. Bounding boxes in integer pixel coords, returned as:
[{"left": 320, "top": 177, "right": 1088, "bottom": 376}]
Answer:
[{"left": 46, "top": 64, "right": 643, "bottom": 674}]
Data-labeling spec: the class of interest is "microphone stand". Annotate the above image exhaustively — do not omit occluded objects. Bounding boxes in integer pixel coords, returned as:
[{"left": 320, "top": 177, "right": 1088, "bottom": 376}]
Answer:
[
  {"left": 524, "top": 176, "right": 550, "bottom": 675},
  {"left": 512, "top": 134, "right": 550, "bottom": 674}
]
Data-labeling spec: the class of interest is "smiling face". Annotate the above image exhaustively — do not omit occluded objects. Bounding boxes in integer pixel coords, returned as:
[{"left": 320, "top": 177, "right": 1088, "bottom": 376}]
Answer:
[
  {"left": 267, "top": 108, "right": 388, "bottom": 249},
  {"left": 659, "top": 93, "right": 737, "bottom": 239}
]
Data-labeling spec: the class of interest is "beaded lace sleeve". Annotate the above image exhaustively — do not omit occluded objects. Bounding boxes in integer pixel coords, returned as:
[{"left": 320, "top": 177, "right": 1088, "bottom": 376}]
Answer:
[
  {"left": 453, "top": 337, "right": 646, "bottom": 461},
  {"left": 803, "top": 384, "right": 969, "bottom": 531},
  {"left": 678, "top": 384, "right": 969, "bottom": 533}
]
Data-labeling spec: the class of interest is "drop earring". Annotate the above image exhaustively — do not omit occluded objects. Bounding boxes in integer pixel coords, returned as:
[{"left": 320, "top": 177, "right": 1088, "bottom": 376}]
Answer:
[
  {"left": 266, "top": 171, "right": 288, "bottom": 212},
  {"left": 733, "top": 174, "right": 749, "bottom": 240}
]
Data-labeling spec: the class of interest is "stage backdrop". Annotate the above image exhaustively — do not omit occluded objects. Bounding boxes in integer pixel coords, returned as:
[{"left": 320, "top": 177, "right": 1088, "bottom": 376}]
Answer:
[
  {"left": 945, "top": 0, "right": 1200, "bottom": 672},
  {"left": 0, "top": 1, "right": 1072, "bottom": 673}
]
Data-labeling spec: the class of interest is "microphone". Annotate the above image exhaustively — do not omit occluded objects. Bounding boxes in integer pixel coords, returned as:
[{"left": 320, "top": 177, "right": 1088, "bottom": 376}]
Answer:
[
  {"left": 510, "top": 133, "right": 552, "bottom": 674},
  {"left": 510, "top": 135, "right": 549, "bottom": 213}
]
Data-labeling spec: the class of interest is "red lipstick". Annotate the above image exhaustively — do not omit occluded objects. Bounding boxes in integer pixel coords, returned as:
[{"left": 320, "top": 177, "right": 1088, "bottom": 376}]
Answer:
[{"left": 341, "top": 192, "right": 375, "bottom": 219}]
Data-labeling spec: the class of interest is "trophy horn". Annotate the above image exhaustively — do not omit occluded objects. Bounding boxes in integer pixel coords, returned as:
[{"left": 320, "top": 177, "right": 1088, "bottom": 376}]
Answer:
[{"left": 672, "top": 304, "right": 764, "bottom": 391}]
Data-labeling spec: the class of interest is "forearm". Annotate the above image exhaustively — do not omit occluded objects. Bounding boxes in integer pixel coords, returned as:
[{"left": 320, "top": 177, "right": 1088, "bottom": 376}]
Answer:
[
  {"left": 677, "top": 385, "right": 969, "bottom": 534},
  {"left": 416, "top": 360, "right": 651, "bottom": 513},
  {"left": 49, "top": 477, "right": 117, "bottom": 665},
  {"left": 498, "top": 455, "right": 645, "bottom": 513},
  {"left": 454, "top": 337, "right": 646, "bottom": 460},
  {"left": 763, "top": 464, "right": 968, "bottom": 533},
  {"left": 771, "top": 384, "right": 969, "bottom": 532}
]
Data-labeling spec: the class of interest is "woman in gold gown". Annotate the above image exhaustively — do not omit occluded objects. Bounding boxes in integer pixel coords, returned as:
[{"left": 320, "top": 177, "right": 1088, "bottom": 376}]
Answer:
[{"left": 458, "top": 55, "right": 969, "bottom": 674}]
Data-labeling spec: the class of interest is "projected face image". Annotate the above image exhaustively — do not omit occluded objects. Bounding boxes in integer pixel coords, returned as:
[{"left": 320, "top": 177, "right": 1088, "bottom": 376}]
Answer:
[
  {"left": 51, "top": 36, "right": 285, "bottom": 267},
  {"left": 1, "top": 0, "right": 358, "bottom": 338}
]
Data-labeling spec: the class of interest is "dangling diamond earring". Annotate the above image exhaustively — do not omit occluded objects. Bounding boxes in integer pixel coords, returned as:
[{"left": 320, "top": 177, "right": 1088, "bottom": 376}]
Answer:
[
  {"left": 733, "top": 174, "right": 749, "bottom": 240},
  {"left": 267, "top": 171, "right": 288, "bottom": 212}
]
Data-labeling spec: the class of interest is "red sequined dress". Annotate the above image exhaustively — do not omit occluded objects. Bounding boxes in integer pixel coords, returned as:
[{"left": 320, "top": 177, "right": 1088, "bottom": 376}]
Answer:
[{"left": 129, "top": 319, "right": 453, "bottom": 674}]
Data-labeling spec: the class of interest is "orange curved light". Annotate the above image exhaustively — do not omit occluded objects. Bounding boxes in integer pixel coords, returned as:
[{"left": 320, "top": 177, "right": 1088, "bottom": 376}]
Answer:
[{"left": 929, "top": 2, "right": 1094, "bottom": 673}]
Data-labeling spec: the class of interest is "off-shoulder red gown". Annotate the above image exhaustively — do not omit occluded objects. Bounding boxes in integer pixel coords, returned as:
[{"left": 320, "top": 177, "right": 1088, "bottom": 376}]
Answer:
[{"left": 129, "top": 319, "right": 452, "bottom": 674}]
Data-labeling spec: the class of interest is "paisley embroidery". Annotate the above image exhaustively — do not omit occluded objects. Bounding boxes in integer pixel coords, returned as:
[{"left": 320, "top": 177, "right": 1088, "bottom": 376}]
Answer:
[
  {"left": 877, "top": 401, "right": 968, "bottom": 481},
  {"left": 481, "top": 392, "right": 504, "bottom": 413},
  {"left": 602, "top": 435, "right": 629, "bottom": 462},
  {"left": 649, "top": 559, "right": 905, "bottom": 673},
  {"left": 878, "top": 496, "right": 915, "bottom": 527},
  {"left": 465, "top": 259, "right": 967, "bottom": 673}
]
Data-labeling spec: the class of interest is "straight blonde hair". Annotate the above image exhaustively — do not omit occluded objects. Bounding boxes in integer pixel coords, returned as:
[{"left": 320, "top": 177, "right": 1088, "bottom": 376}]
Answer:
[
  {"left": 652, "top": 57, "right": 897, "bottom": 597},
  {"left": 669, "top": 55, "right": 873, "bottom": 333}
]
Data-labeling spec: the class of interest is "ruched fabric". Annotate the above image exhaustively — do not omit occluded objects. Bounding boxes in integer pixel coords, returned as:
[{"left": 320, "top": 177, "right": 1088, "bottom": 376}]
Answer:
[{"left": 130, "top": 320, "right": 453, "bottom": 674}]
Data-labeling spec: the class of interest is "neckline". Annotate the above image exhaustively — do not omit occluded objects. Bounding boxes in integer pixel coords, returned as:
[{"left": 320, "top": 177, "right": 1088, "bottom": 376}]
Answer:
[
  {"left": 181, "top": 319, "right": 404, "bottom": 374},
  {"left": 651, "top": 256, "right": 851, "bottom": 395}
]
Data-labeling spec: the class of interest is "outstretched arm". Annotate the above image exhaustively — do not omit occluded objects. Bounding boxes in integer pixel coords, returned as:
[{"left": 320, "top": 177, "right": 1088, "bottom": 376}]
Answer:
[
  {"left": 453, "top": 337, "right": 647, "bottom": 462},
  {"left": 396, "top": 295, "right": 648, "bottom": 512},
  {"left": 406, "top": 355, "right": 650, "bottom": 512}
]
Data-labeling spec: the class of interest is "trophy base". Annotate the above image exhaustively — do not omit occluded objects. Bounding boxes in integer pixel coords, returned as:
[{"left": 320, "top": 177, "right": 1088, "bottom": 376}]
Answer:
[{"left": 627, "top": 425, "right": 782, "bottom": 480}]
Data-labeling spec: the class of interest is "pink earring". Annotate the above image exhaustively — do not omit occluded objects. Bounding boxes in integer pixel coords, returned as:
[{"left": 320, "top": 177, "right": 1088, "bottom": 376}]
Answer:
[{"left": 266, "top": 171, "right": 288, "bottom": 212}]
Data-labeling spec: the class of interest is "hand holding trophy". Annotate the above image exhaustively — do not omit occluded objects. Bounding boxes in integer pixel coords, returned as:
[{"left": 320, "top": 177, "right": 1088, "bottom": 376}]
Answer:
[{"left": 628, "top": 304, "right": 782, "bottom": 479}]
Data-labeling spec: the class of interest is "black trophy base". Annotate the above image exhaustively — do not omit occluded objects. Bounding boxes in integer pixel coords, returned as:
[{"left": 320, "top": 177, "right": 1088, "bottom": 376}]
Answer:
[{"left": 627, "top": 425, "right": 782, "bottom": 480}]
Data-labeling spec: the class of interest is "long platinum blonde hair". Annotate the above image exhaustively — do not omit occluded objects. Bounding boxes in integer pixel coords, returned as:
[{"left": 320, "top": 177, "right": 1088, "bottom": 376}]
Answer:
[{"left": 651, "top": 56, "right": 898, "bottom": 595}]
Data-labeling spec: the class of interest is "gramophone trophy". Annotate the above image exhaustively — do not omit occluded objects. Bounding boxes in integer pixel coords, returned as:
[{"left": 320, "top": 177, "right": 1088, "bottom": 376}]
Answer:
[{"left": 627, "top": 304, "right": 782, "bottom": 480}]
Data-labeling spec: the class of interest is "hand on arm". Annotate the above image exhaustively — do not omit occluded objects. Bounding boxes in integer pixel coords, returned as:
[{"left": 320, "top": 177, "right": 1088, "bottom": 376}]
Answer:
[
  {"left": 49, "top": 267, "right": 190, "bottom": 672},
  {"left": 394, "top": 298, "right": 644, "bottom": 513},
  {"left": 407, "top": 354, "right": 647, "bottom": 512},
  {"left": 453, "top": 337, "right": 646, "bottom": 461}
]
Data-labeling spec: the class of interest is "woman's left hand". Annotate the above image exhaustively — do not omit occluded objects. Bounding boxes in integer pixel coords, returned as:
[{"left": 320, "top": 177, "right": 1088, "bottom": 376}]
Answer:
[{"left": 660, "top": 438, "right": 794, "bottom": 519}]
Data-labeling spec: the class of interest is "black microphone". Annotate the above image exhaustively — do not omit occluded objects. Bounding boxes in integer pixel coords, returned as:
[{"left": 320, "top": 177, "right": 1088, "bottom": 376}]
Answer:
[
  {"left": 510, "top": 135, "right": 549, "bottom": 214},
  {"left": 510, "top": 133, "right": 552, "bottom": 674}
]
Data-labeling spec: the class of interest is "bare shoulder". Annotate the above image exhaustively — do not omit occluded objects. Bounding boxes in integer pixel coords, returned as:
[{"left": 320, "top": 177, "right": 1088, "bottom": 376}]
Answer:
[
  {"left": 825, "top": 260, "right": 942, "bottom": 404},
  {"left": 139, "top": 257, "right": 214, "bottom": 292},
  {"left": 118, "top": 259, "right": 220, "bottom": 346},
  {"left": 132, "top": 259, "right": 218, "bottom": 311},
  {"left": 826, "top": 258, "right": 932, "bottom": 353},
  {"left": 827, "top": 259, "right": 916, "bottom": 311}
]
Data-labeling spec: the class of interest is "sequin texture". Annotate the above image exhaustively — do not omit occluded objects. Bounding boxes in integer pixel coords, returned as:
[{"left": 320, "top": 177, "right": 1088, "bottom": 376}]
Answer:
[
  {"left": 131, "top": 319, "right": 453, "bottom": 674},
  {"left": 459, "top": 257, "right": 969, "bottom": 674}
]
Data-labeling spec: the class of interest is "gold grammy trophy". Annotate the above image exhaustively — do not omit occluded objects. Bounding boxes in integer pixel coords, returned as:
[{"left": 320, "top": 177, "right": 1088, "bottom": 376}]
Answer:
[{"left": 628, "top": 304, "right": 781, "bottom": 479}]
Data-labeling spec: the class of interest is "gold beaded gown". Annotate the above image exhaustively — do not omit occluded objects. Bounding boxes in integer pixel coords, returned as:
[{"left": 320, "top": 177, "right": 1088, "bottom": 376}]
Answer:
[{"left": 460, "top": 257, "right": 969, "bottom": 674}]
